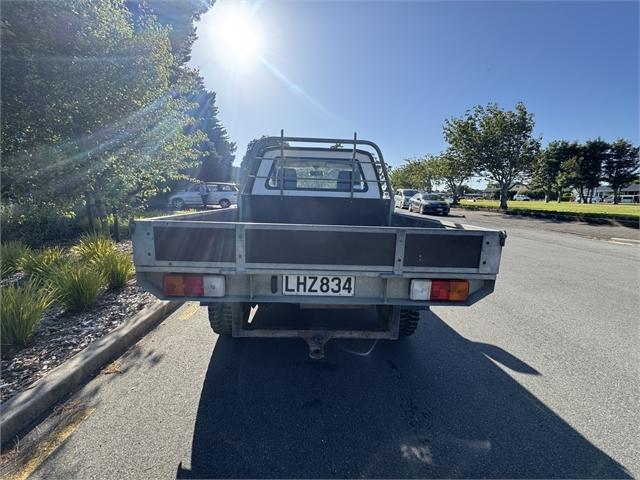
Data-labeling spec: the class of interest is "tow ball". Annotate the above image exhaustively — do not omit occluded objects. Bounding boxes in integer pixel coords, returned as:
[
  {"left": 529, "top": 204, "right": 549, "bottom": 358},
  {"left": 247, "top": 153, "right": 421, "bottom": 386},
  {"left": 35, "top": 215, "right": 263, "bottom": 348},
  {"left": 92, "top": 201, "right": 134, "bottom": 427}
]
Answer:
[{"left": 302, "top": 333, "right": 330, "bottom": 360}]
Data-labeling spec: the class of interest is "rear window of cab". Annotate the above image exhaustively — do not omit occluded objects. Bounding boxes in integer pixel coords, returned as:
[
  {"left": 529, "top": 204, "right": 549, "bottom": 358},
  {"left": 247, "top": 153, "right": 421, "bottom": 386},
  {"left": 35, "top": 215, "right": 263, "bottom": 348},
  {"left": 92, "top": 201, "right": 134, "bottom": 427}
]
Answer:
[{"left": 265, "top": 158, "right": 368, "bottom": 192}]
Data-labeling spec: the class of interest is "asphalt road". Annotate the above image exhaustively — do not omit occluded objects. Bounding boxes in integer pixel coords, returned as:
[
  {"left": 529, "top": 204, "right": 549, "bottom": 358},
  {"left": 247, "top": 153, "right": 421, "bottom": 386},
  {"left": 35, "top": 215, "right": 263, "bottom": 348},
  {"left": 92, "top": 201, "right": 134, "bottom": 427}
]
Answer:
[{"left": 21, "top": 209, "right": 640, "bottom": 478}]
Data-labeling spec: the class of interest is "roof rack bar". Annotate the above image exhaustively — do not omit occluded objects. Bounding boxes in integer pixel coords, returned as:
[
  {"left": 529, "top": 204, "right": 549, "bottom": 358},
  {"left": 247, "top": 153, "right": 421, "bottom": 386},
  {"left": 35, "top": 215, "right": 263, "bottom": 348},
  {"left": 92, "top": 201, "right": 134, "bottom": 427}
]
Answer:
[
  {"left": 256, "top": 134, "right": 394, "bottom": 203},
  {"left": 350, "top": 132, "right": 357, "bottom": 200},
  {"left": 279, "top": 129, "right": 285, "bottom": 197}
]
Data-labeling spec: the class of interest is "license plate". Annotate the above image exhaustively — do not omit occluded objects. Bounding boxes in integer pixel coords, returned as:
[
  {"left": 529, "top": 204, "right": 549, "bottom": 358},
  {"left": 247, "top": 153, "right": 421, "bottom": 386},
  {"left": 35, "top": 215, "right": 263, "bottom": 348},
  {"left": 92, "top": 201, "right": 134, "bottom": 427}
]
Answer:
[{"left": 282, "top": 275, "right": 355, "bottom": 296}]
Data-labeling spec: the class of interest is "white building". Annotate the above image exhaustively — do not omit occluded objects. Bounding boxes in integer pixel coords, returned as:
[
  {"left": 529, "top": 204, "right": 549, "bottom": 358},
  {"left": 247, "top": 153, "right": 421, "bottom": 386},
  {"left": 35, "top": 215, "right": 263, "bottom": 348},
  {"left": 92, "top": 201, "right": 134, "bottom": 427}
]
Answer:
[{"left": 589, "top": 183, "right": 640, "bottom": 200}]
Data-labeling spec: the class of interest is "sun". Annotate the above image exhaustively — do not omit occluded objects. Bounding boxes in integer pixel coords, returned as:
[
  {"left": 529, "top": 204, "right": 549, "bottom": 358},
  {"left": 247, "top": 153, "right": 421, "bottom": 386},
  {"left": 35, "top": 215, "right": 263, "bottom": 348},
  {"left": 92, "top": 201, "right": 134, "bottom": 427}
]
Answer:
[{"left": 212, "top": 4, "right": 263, "bottom": 70}]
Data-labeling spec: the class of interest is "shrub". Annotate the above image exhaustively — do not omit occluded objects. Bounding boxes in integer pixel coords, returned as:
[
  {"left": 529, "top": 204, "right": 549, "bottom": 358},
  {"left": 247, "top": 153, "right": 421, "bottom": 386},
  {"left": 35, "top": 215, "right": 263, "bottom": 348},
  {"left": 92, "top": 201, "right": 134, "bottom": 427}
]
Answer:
[
  {"left": 1, "top": 209, "right": 88, "bottom": 248},
  {"left": 1, "top": 280, "right": 54, "bottom": 346},
  {"left": 1, "top": 241, "right": 31, "bottom": 277},
  {"left": 21, "top": 247, "right": 67, "bottom": 282},
  {"left": 50, "top": 262, "right": 106, "bottom": 311},
  {"left": 93, "top": 251, "right": 135, "bottom": 288},
  {"left": 70, "top": 234, "right": 114, "bottom": 262}
]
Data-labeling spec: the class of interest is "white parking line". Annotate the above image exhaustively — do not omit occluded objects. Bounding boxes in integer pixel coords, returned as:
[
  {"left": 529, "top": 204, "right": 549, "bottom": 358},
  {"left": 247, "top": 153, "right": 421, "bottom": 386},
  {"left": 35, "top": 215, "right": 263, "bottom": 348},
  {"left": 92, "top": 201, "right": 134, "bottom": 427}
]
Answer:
[{"left": 610, "top": 237, "right": 640, "bottom": 244}]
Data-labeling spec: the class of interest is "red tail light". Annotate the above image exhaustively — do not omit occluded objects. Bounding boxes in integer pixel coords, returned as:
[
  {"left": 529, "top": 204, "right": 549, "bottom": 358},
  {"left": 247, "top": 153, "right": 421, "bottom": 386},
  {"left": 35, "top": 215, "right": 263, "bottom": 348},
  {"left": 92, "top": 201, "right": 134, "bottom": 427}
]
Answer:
[
  {"left": 430, "top": 280, "right": 469, "bottom": 301},
  {"left": 430, "top": 280, "right": 450, "bottom": 300},
  {"left": 163, "top": 274, "right": 204, "bottom": 296}
]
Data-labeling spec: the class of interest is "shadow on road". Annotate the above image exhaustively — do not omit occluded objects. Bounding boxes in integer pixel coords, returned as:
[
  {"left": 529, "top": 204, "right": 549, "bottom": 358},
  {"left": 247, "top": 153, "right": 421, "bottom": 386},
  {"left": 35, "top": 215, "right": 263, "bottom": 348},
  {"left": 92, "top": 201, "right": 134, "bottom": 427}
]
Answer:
[{"left": 177, "top": 308, "right": 630, "bottom": 478}]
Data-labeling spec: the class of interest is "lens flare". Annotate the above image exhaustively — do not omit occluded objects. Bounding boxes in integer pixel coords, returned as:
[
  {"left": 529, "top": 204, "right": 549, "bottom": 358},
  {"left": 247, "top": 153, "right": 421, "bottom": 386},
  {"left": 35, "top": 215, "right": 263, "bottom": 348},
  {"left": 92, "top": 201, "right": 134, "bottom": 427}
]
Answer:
[{"left": 213, "top": 4, "right": 262, "bottom": 71}]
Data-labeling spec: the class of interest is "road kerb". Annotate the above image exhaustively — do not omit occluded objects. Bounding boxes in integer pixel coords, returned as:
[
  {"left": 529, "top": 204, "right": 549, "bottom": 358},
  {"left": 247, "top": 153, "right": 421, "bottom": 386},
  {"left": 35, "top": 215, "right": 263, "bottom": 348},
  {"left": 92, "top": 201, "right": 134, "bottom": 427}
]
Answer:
[{"left": 0, "top": 300, "right": 182, "bottom": 448}]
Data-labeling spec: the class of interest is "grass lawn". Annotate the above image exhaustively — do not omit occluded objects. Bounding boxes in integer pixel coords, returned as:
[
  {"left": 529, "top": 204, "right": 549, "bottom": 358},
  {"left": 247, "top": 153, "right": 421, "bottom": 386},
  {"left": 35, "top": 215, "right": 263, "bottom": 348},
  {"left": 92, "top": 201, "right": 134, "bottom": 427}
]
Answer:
[{"left": 459, "top": 200, "right": 640, "bottom": 219}]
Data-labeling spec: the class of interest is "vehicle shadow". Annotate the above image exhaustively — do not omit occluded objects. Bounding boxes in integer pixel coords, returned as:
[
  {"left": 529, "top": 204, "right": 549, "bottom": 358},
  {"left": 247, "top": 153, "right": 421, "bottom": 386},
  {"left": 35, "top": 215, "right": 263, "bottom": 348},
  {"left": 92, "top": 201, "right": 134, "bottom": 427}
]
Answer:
[{"left": 176, "top": 308, "right": 630, "bottom": 479}]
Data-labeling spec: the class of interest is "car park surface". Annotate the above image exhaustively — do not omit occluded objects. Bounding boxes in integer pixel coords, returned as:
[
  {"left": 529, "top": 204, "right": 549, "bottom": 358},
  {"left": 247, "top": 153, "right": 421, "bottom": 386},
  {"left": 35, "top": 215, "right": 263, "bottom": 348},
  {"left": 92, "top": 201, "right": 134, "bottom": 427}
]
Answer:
[{"left": 19, "top": 208, "right": 639, "bottom": 479}]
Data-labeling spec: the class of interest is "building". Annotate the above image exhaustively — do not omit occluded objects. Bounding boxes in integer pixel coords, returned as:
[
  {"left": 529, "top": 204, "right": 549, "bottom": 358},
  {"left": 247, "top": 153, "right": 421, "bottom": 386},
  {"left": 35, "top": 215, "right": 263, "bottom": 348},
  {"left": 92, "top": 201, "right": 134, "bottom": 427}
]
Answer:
[
  {"left": 577, "top": 183, "right": 640, "bottom": 200},
  {"left": 482, "top": 183, "right": 528, "bottom": 199}
]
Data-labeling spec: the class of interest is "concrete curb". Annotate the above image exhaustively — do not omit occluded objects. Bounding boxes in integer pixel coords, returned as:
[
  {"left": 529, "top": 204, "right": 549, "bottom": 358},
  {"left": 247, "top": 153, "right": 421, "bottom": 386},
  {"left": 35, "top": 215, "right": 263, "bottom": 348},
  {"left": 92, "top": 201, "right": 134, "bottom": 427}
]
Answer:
[{"left": 0, "top": 300, "right": 182, "bottom": 448}]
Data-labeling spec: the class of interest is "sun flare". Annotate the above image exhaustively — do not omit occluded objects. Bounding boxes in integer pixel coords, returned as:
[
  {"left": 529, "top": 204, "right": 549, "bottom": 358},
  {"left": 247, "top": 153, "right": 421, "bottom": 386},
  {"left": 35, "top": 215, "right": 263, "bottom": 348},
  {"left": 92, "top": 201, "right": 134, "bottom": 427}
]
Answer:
[{"left": 212, "top": 4, "right": 262, "bottom": 70}]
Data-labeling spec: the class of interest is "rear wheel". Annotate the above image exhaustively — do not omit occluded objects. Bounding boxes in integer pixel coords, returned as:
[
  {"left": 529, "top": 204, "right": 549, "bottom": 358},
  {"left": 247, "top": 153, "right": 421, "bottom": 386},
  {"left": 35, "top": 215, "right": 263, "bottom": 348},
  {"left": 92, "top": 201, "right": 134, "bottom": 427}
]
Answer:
[
  {"left": 377, "top": 306, "right": 421, "bottom": 337},
  {"left": 399, "top": 308, "right": 420, "bottom": 337},
  {"left": 208, "top": 303, "right": 247, "bottom": 335},
  {"left": 172, "top": 198, "right": 185, "bottom": 210},
  {"left": 219, "top": 198, "right": 231, "bottom": 209}
]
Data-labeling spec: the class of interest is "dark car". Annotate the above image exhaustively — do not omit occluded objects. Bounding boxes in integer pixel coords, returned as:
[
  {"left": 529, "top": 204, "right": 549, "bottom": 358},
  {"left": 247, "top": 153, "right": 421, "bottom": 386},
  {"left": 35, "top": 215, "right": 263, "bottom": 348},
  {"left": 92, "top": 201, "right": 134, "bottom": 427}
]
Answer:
[{"left": 409, "top": 192, "right": 450, "bottom": 215}]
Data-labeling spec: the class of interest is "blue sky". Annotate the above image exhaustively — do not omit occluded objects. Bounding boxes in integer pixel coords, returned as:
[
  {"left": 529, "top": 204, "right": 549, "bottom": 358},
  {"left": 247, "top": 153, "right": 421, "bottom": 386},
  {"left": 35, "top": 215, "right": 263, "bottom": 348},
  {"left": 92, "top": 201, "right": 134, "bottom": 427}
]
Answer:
[{"left": 190, "top": 0, "right": 639, "bottom": 175}]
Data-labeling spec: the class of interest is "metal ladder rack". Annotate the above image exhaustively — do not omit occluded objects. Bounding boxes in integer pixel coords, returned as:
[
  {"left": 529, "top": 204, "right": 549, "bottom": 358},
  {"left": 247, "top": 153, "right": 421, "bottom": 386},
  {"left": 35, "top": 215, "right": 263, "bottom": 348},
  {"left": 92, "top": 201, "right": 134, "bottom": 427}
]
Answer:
[{"left": 242, "top": 131, "right": 394, "bottom": 199}]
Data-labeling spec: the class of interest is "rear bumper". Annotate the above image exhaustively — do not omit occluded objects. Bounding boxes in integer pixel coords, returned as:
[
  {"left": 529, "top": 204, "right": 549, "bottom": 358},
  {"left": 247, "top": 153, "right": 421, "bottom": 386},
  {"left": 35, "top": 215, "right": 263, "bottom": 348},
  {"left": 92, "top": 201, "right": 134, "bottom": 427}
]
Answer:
[
  {"left": 135, "top": 270, "right": 496, "bottom": 308},
  {"left": 423, "top": 206, "right": 450, "bottom": 214}
]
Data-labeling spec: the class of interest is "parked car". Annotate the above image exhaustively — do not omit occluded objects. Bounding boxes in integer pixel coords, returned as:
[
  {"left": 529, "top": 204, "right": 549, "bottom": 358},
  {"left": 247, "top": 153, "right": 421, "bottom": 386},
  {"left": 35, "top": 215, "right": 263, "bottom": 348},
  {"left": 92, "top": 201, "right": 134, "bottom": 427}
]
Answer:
[
  {"left": 394, "top": 188, "right": 419, "bottom": 209},
  {"left": 513, "top": 194, "right": 531, "bottom": 201},
  {"left": 408, "top": 192, "right": 450, "bottom": 215},
  {"left": 167, "top": 182, "right": 239, "bottom": 209},
  {"left": 604, "top": 194, "right": 638, "bottom": 204}
]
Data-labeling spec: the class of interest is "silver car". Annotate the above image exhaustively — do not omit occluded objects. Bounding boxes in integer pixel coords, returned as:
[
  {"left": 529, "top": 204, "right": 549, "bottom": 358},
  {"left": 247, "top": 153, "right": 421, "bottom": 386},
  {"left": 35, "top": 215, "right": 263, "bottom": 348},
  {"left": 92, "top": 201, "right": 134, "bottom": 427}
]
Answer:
[
  {"left": 394, "top": 188, "right": 419, "bottom": 209},
  {"left": 168, "top": 182, "right": 239, "bottom": 209},
  {"left": 409, "top": 192, "right": 450, "bottom": 215}
]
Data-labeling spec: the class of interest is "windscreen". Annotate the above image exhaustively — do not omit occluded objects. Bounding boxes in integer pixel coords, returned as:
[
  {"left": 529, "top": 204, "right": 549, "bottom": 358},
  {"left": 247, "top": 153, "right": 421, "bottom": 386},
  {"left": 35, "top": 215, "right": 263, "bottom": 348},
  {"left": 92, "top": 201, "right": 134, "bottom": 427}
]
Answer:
[
  {"left": 266, "top": 158, "right": 367, "bottom": 192},
  {"left": 424, "top": 193, "right": 446, "bottom": 200}
]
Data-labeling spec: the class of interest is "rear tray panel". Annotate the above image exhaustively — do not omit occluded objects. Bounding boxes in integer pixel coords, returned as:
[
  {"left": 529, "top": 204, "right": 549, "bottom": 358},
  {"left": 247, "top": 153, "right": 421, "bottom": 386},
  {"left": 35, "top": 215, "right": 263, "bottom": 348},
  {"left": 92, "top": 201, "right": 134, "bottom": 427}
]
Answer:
[
  {"left": 151, "top": 224, "right": 486, "bottom": 270},
  {"left": 154, "top": 226, "right": 235, "bottom": 262},
  {"left": 245, "top": 229, "right": 396, "bottom": 266},
  {"left": 404, "top": 234, "right": 483, "bottom": 268}
]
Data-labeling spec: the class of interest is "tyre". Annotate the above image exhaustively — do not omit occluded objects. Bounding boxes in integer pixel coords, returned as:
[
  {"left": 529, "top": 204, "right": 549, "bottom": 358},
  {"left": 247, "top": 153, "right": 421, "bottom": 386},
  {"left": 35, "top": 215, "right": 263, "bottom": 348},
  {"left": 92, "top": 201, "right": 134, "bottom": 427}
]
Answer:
[
  {"left": 207, "top": 303, "right": 246, "bottom": 335},
  {"left": 399, "top": 308, "right": 420, "bottom": 337},
  {"left": 219, "top": 198, "right": 231, "bottom": 209},
  {"left": 172, "top": 197, "right": 185, "bottom": 209}
]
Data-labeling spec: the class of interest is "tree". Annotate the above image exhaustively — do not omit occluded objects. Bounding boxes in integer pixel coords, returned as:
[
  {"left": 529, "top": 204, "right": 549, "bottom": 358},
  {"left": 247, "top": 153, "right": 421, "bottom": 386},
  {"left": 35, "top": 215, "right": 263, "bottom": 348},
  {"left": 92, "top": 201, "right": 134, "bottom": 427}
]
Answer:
[
  {"left": 560, "top": 139, "right": 609, "bottom": 203},
  {"left": 125, "top": 0, "right": 214, "bottom": 62},
  {"left": 444, "top": 102, "right": 540, "bottom": 209},
  {"left": 533, "top": 141, "right": 565, "bottom": 202},
  {"left": 0, "top": 0, "right": 225, "bottom": 224},
  {"left": 389, "top": 158, "right": 432, "bottom": 191},
  {"left": 184, "top": 75, "right": 237, "bottom": 182},
  {"left": 553, "top": 142, "right": 582, "bottom": 203},
  {"left": 580, "top": 139, "right": 609, "bottom": 202},
  {"left": 532, "top": 140, "right": 587, "bottom": 203},
  {"left": 426, "top": 150, "right": 473, "bottom": 205},
  {"left": 603, "top": 139, "right": 639, "bottom": 204}
]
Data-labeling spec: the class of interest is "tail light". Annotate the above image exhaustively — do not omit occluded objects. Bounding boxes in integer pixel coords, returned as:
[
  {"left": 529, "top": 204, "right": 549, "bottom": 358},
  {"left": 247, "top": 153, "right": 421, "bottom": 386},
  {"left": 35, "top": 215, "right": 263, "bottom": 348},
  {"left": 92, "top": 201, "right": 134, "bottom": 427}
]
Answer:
[
  {"left": 410, "top": 279, "right": 469, "bottom": 301},
  {"left": 163, "top": 274, "right": 225, "bottom": 297}
]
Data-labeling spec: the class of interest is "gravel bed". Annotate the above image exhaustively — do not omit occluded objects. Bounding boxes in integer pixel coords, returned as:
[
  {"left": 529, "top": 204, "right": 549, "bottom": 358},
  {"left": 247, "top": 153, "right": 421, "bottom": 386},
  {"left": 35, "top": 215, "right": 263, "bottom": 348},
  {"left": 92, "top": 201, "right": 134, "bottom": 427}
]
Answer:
[{"left": 0, "top": 242, "right": 155, "bottom": 403}]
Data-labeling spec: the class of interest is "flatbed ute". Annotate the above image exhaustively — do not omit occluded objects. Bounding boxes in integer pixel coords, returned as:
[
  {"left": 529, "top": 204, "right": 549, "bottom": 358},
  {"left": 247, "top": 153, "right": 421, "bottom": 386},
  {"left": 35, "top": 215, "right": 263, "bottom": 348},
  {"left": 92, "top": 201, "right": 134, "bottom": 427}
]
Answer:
[{"left": 131, "top": 134, "right": 505, "bottom": 358}]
